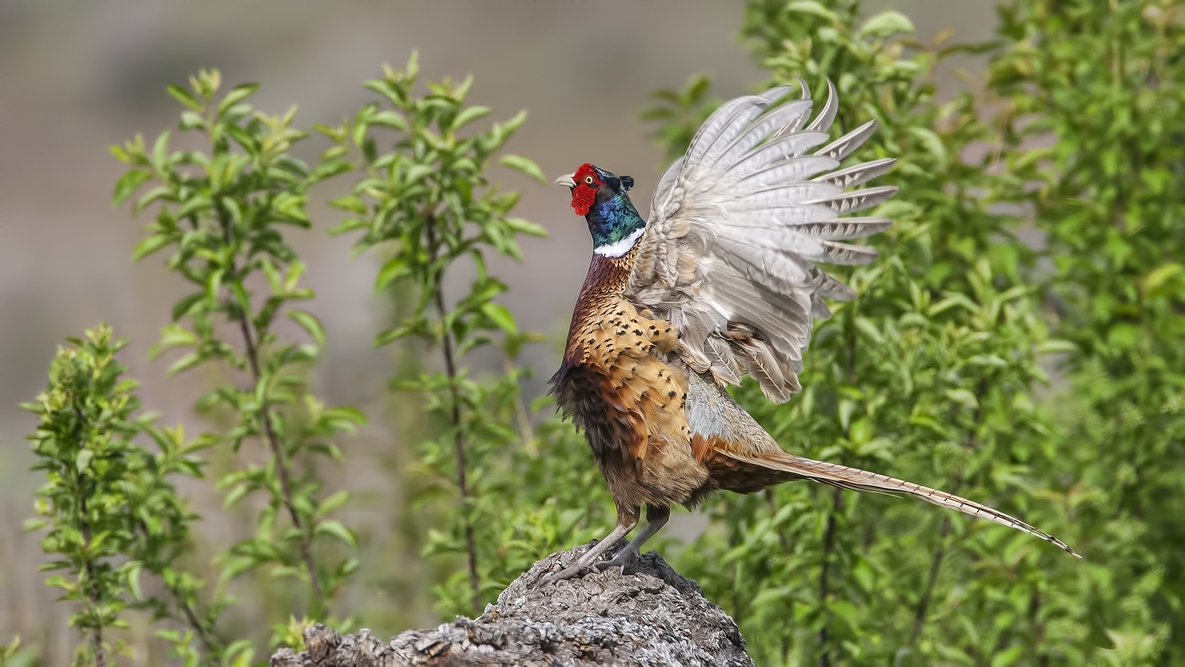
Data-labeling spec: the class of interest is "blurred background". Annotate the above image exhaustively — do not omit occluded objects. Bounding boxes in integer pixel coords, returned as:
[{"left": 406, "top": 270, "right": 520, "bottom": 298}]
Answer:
[{"left": 0, "top": 1, "right": 999, "bottom": 663}]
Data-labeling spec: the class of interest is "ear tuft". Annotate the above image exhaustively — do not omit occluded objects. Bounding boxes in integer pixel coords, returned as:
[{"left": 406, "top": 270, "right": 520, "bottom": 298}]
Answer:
[{"left": 620, "top": 175, "right": 634, "bottom": 191}]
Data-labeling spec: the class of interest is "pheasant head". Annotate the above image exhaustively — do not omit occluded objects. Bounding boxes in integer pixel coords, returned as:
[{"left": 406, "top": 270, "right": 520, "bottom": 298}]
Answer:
[{"left": 556, "top": 163, "right": 645, "bottom": 257}]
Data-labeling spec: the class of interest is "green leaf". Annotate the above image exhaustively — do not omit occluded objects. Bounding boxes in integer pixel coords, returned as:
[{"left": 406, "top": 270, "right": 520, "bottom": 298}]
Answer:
[
  {"left": 944, "top": 388, "right": 978, "bottom": 409},
  {"left": 317, "top": 490, "right": 350, "bottom": 517},
  {"left": 167, "top": 84, "right": 204, "bottom": 112},
  {"left": 113, "top": 170, "right": 153, "bottom": 206},
  {"left": 375, "top": 257, "right": 410, "bottom": 292},
  {"left": 223, "top": 483, "right": 250, "bottom": 508},
  {"left": 133, "top": 186, "right": 172, "bottom": 215},
  {"left": 126, "top": 563, "right": 143, "bottom": 600},
  {"left": 499, "top": 155, "right": 546, "bottom": 184},
  {"left": 784, "top": 0, "right": 839, "bottom": 23},
  {"left": 131, "top": 234, "right": 173, "bottom": 262},
  {"left": 453, "top": 105, "right": 491, "bottom": 129},
  {"left": 288, "top": 310, "right": 326, "bottom": 350},
  {"left": 156, "top": 323, "right": 198, "bottom": 351},
  {"left": 858, "top": 10, "right": 914, "bottom": 37},
  {"left": 166, "top": 352, "right": 204, "bottom": 377},
  {"left": 76, "top": 449, "right": 94, "bottom": 473},
  {"left": 1037, "top": 339, "right": 1077, "bottom": 354},
  {"left": 908, "top": 127, "right": 947, "bottom": 166},
  {"left": 329, "top": 196, "right": 368, "bottom": 215},
  {"left": 1143, "top": 263, "right": 1182, "bottom": 294},
  {"left": 323, "top": 406, "right": 367, "bottom": 425},
  {"left": 374, "top": 326, "right": 412, "bottom": 347},
  {"left": 369, "top": 110, "right": 408, "bottom": 132},
  {"left": 505, "top": 217, "right": 548, "bottom": 237},
  {"left": 481, "top": 303, "right": 518, "bottom": 334},
  {"left": 152, "top": 131, "right": 171, "bottom": 170},
  {"left": 218, "top": 83, "right": 261, "bottom": 115},
  {"left": 172, "top": 293, "right": 205, "bottom": 321},
  {"left": 315, "top": 520, "right": 357, "bottom": 548},
  {"left": 23, "top": 518, "right": 47, "bottom": 532}
]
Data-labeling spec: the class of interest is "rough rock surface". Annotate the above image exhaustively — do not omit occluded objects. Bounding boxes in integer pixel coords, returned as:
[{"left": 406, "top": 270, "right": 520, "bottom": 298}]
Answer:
[{"left": 270, "top": 540, "right": 752, "bottom": 666}]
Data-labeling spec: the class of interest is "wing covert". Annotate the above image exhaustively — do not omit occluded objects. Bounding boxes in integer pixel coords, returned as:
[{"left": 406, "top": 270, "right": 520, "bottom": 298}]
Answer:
[{"left": 630, "top": 80, "right": 896, "bottom": 403}]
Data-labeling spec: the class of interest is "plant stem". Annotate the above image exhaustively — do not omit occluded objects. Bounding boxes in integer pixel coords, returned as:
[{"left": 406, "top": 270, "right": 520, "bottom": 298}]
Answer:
[
  {"left": 503, "top": 353, "right": 537, "bottom": 456},
  {"left": 817, "top": 304, "right": 860, "bottom": 666},
  {"left": 79, "top": 494, "right": 107, "bottom": 667},
  {"left": 816, "top": 487, "right": 843, "bottom": 667},
  {"left": 174, "top": 585, "right": 217, "bottom": 655},
  {"left": 218, "top": 209, "right": 324, "bottom": 607},
  {"left": 909, "top": 482, "right": 958, "bottom": 645},
  {"left": 1030, "top": 584, "right": 1048, "bottom": 666},
  {"left": 236, "top": 287, "right": 324, "bottom": 604},
  {"left": 89, "top": 628, "right": 106, "bottom": 667},
  {"left": 72, "top": 404, "right": 107, "bottom": 667},
  {"left": 425, "top": 213, "right": 481, "bottom": 614},
  {"left": 913, "top": 380, "right": 983, "bottom": 645}
]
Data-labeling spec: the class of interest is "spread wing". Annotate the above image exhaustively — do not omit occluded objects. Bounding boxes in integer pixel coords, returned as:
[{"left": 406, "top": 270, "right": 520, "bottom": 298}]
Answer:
[{"left": 629, "top": 81, "right": 896, "bottom": 403}]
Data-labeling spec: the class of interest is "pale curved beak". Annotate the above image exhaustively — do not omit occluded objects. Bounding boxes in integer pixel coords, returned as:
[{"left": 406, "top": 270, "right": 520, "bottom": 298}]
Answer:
[{"left": 554, "top": 172, "right": 576, "bottom": 188}]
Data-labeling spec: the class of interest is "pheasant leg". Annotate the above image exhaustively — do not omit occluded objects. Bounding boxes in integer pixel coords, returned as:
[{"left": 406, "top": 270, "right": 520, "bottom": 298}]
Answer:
[
  {"left": 537, "top": 512, "right": 638, "bottom": 587},
  {"left": 595, "top": 505, "right": 670, "bottom": 573}
]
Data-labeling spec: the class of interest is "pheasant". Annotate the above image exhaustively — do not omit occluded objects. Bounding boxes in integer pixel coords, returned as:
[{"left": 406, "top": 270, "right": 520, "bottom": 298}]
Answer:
[{"left": 543, "top": 82, "right": 1079, "bottom": 584}]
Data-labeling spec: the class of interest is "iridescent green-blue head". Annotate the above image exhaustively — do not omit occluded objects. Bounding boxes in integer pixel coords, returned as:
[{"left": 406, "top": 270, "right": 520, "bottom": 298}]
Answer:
[{"left": 556, "top": 163, "right": 645, "bottom": 257}]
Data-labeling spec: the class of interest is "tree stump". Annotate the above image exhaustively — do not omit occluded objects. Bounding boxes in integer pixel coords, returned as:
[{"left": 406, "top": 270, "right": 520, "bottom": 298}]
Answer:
[{"left": 270, "top": 540, "right": 752, "bottom": 666}]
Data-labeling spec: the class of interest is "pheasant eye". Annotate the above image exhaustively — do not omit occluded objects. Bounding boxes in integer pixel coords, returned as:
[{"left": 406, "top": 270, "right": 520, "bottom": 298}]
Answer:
[{"left": 584, "top": 175, "right": 595, "bottom": 185}]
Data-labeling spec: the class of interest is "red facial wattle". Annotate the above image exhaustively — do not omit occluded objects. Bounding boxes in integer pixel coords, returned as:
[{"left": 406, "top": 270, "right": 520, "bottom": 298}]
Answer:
[{"left": 570, "top": 163, "right": 602, "bottom": 216}]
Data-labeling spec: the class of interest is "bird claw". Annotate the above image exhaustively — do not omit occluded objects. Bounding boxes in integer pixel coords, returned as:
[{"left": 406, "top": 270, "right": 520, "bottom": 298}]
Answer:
[
  {"left": 535, "top": 563, "right": 593, "bottom": 588},
  {"left": 593, "top": 546, "right": 638, "bottom": 574},
  {"left": 537, "top": 545, "right": 636, "bottom": 587}
]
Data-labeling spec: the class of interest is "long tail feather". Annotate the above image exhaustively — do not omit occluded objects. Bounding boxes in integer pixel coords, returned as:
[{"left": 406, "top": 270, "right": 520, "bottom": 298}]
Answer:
[{"left": 718, "top": 448, "right": 1082, "bottom": 559}]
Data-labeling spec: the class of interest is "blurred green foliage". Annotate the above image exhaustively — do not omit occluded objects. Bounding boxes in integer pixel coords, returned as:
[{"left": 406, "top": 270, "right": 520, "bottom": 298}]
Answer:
[
  {"left": 644, "top": 0, "right": 1185, "bottom": 664},
  {"left": 991, "top": 0, "right": 1185, "bottom": 662}
]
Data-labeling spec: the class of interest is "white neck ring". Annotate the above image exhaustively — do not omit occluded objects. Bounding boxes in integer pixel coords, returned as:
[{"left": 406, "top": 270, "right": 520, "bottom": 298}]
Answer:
[{"left": 593, "top": 227, "right": 645, "bottom": 258}]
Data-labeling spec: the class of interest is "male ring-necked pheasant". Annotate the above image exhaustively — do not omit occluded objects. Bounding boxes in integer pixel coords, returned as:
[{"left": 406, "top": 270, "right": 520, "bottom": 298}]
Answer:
[{"left": 544, "top": 82, "right": 1079, "bottom": 584}]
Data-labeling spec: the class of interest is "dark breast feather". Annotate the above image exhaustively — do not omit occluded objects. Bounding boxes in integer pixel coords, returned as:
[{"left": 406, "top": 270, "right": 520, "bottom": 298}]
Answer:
[{"left": 550, "top": 362, "right": 624, "bottom": 465}]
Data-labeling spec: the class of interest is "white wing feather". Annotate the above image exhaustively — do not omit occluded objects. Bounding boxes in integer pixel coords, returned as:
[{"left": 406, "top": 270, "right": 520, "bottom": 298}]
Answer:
[{"left": 630, "top": 81, "right": 895, "bottom": 402}]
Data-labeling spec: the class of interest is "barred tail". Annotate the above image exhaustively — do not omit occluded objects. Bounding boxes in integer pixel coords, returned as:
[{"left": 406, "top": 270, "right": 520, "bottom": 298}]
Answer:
[{"left": 719, "top": 448, "right": 1082, "bottom": 559}]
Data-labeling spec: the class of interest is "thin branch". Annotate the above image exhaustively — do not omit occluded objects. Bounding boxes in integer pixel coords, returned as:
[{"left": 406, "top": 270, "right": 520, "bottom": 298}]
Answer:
[
  {"left": 71, "top": 404, "right": 107, "bottom": 667},
  {"left": 218, "top": 209, "right": 324, "bottom": 605},
  {"left": 1030, "top": 584, "right": 1048, "bottom": 667},
  {"left": 132, "top": 511, "right": 220, "bottom": 656},
  {"left": 168, "top": 581, "right": 218, "bottom": 656},
  {"left": 503, "top": 352, "right": 537, "bottom": 456},
  {"left": 909, "top": 480, "right": 959, "bottom": 645},
  {"left": 818, "top": 301, "right": 860, "bottom": 666},
  {"left": 425, "top": 213, "right": 481, "bottom": 614},
  {"left": 816, "top": 487, "right": 844, "bottom": 667},
  {"left": 913, "top": 379, "right": 985, "bottom": 645}
]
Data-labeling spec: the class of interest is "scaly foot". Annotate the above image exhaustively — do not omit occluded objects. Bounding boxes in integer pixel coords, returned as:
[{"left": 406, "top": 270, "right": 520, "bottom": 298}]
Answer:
[
  {"left": 594, "top": 543, "right": 639, "bottom": 574},
  {"left": 535, "top": 536, "right": 627, "bottom": 588},
  {"left": 536, "top": 562, "right": 594, "bottom": 588}
]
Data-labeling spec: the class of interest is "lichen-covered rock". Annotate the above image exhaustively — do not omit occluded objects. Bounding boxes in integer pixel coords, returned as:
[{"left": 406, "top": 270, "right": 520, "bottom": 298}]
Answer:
[{"left": 270, "top": 540, "right": 752, "bottom": 666}]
